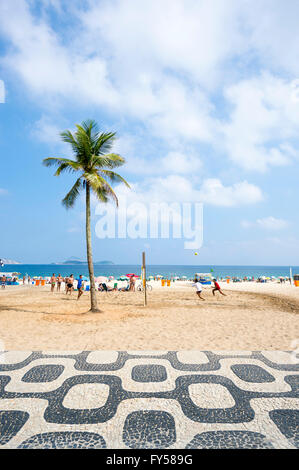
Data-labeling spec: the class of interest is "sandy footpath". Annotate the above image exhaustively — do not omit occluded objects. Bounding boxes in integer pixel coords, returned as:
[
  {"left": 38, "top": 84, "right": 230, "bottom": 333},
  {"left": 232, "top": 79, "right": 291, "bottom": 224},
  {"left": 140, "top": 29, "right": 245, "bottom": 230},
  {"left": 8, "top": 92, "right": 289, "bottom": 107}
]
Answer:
[{"left": 0, "top": 282, "right": 298, "bottom": 350}]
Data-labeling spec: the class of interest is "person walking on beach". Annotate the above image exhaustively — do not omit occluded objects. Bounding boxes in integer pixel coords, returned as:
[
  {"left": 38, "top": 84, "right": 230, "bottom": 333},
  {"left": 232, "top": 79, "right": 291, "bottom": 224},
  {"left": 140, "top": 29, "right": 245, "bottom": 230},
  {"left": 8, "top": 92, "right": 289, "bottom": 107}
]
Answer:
[
  {"left": 64, "top": 275, "right": 69, "bottom": 293},
  {"left": 1, "top": 275, "right": 6, "bottom": 289},
  {"left": 193, "top": 278, "right": 205, "bottom": 301},
  {"left": 212, "top": 278, "right": 226, "bottom": 296},
  {"left": 77, "top": 275, "right": 84, "bottom": 300},
  {"left": 50, "top": 273, "right": 56, "bottom": 293},
  {"left": 66, "top": 274, "right": 74, "bottom": 295},
  {"left": 57, "top": 274, "right": 63, "bottom": 292}
]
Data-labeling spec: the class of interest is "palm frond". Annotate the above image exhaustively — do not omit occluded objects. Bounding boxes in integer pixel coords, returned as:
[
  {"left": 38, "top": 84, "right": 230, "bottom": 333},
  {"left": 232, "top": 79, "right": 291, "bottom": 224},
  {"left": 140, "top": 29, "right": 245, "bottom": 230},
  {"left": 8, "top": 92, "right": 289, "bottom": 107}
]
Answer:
[
  {"left": 60, "top": 131, "right": 81, "bottom": 160},
  {"left": 62, "top": 177, "right": 82, "bottom": 209},
  {"left": 43, "top": 157, "right": 81, "bottom": 176},
  {"left": 94, "top": 132, "right": 116, "bottom": 156},
  {"left": 101, "top": 170, "right": 130, "bottom": 188},
  {"left": 75, "top": 124, "right": 93, "bottom": 167},
  {"left": 43, "top": 157, "right": 67, "bottom": 167},
  {"left": 91, "top": 153, "right": 125, "bottom": 169},
  {"left": 84, "top": 172, "right": 118, "bottom": 206}
]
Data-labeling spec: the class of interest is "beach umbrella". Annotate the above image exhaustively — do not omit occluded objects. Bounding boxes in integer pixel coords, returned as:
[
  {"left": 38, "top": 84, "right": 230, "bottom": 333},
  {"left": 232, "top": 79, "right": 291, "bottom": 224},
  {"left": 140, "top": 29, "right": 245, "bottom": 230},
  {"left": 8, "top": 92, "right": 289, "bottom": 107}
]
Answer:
[
  {"left": 126, "top": 273, "right": 139, "bottom": 277},
  {"left": 181, "top": 276, "right": 187, "bottom": 279},
  {"left": 118, "top": 276, "right": 129, "bottom": 281},
  {"left": 108, "top": 276, "right": 114, "bottom": 280},
  {"left": 148, "top": 275, "right": 154, "bottom": 279},
  {"left": 95, "top": 276, "right": 108, "bottom": 283},
  {"left": 156, "top": 274, "right": 163, "bottom": 278}
]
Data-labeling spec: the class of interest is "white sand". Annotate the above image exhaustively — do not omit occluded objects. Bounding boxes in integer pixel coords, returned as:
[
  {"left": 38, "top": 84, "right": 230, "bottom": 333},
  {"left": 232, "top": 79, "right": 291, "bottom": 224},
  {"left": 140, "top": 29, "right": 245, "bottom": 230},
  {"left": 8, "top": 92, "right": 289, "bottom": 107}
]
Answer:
[{"left": 0, "top": 282, "right": 298, "bottom": 350}]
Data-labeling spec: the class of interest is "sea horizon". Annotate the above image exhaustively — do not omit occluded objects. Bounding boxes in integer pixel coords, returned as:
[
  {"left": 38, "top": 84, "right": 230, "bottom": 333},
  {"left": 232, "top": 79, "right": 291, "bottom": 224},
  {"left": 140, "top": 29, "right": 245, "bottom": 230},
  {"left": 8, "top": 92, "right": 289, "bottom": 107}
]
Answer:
[{"left": 2, "top": 264, "right": 298, "bottom": 279}]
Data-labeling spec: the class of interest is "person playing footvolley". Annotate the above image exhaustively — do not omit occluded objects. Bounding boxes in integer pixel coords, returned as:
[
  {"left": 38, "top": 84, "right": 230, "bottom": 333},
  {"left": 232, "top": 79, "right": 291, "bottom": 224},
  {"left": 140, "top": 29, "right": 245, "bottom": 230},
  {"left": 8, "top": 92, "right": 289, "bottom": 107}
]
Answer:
[
  {"left": 212, "top": 278, "right": 226, "bottom": 296},
  {"left": 193, "top": 278, "right": 205, "bottom": 301}
]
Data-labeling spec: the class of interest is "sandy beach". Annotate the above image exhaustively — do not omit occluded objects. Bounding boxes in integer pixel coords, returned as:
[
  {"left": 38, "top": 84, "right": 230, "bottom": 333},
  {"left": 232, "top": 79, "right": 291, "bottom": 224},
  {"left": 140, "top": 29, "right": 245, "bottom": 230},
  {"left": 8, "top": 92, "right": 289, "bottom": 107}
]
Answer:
[{"left": 0, "top": 281, "right": 298, "bottom": 350}]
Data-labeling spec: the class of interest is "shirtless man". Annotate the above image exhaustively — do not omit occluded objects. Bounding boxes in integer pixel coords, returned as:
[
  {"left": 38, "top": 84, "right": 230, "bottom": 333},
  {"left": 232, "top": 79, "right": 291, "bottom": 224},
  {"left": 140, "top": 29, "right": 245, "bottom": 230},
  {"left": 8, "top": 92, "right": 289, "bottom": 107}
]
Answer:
[
  {"left": 57, "top": 274, "right": 63, "bottom": 292},
  {"left": 65, "top": 276, "right": 69, "bottom": 293},
  {"left": 66, "top": 274, "right": 74, "bottom": 295},
  {"left": 212, "top": 279, "right": 226, "bottom": 296},
  {"left": 1, "top": 275, "right": 6, "bottom": 289},
  {"left": 50, "top": 273, "right": 56, "bottom": 293}
]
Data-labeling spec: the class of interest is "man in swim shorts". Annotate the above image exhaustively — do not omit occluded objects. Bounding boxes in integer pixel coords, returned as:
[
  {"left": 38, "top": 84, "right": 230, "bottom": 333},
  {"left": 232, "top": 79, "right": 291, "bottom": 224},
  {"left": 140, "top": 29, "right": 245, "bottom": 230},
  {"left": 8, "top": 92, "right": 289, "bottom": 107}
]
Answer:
[
  {"left": 50, "top": 273, "right": 56, "bottom": 293},
  {"left": 66, "top": 274, "right": 74, "bottom": 295},
  {"left": 56, "top": 274, "right": 63, "bottom": 292},
  {"left": 193, "top": 278, "right": 205, "bottom": 301},
  {"left": 212, "top": 278, "right": 226, "bottom": 296}
]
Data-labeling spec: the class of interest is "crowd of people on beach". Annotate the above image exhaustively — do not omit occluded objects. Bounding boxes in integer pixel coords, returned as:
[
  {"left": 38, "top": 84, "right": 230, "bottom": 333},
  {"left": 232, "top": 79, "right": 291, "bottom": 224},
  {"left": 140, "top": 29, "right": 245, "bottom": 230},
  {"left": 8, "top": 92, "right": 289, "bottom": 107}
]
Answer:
[{"left": 46, "top": 273, "right": 138, "bottom": 299}]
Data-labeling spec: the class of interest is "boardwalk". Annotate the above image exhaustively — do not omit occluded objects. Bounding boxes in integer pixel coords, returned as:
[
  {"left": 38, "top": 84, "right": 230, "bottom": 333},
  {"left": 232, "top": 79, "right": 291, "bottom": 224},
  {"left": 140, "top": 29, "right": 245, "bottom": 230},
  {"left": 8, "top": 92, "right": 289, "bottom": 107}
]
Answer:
[{"left": 0, "top": 351, "right": 298, "bottom": 449}]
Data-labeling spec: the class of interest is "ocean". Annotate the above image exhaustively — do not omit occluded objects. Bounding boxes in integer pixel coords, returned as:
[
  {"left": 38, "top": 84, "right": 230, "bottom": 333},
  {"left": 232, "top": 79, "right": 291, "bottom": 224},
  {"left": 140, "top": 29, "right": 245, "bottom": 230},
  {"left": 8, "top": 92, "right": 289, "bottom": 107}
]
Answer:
[{"left": 3, "top": 265, "right": 298, "bottom": 279}]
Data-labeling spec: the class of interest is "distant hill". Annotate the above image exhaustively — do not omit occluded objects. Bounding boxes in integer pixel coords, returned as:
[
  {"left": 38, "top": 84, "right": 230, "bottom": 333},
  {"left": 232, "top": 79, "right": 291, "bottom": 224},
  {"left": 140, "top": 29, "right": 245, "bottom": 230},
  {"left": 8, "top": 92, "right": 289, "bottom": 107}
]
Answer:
[
  {"left": 60, "top": 258, "right": 114, "bottom": 265},
  {"left": 0, "top": 258, "right": 20, "bottom": 265},
  {"left": 95, "top": 261, "right": 114, "bottom": 265}
]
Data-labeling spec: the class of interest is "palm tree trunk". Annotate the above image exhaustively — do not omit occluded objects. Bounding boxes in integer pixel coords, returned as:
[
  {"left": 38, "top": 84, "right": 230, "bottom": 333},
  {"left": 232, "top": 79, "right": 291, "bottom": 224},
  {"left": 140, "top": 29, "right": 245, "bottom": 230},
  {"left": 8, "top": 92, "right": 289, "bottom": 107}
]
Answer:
[{"left": 86, "top": 182, "right": 100, "bottom": 312}]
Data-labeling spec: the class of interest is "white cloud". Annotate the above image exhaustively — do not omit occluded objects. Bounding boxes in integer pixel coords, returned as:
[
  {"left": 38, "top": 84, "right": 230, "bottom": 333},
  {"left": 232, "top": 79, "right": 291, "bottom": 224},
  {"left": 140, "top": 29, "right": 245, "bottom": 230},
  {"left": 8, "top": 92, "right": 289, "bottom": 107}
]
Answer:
[
  {"left": 67, "top": 227, "right": 80, "bottom": 233},
  {"left": 110, "top": 175, "right": 263, "bottom": 208},
  {"left": 0, "top": 188, "right": 8, "bottom": 195},
  {"left": 198, "top": 179, "right": 263, "bottom": 207},
  {"left": 242, "top": 0, "right": 299, "bottom": 76},
  {"left": 122, "top": 150, "right": 202, "bottom": 176},
  {"left": 221, "top": 74, "right": 299, "bottom": 172},
  {"left": 240, "top": 220, "right": 253, "bottom": 229},
  {"left": 31, "top": 116, "right": 62, "bottom": 144},
  {"left": 1, "top": 0, "right": 299, "bottom": 177},
  {"left": 242, "top": 216, "right": 289, "bottom": 231},
  {"left": 0, "top": 1, "right": 118, "bottom": 108},
  {"left": 256, "top": 216, "right": 289, "bottom": 231},
  {"left": 80, "top": 0, "right": 245, "bottom": 88}
]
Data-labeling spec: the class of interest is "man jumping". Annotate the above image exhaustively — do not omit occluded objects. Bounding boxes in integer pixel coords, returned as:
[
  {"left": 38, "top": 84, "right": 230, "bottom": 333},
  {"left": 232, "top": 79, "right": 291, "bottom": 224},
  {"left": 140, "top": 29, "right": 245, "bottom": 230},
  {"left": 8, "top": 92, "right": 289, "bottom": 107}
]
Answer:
[{"left": 212, "top": 278, "right": 226, "bottom": 296}]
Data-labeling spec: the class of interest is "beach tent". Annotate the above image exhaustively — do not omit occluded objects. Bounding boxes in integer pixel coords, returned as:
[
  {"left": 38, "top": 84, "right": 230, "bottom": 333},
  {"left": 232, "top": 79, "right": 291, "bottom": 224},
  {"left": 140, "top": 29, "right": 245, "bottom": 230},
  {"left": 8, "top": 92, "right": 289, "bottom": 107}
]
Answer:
[
  {"left": 195, "top": 273, "right": 212, "bottom": 285},
  {"left": 95, "top": 276, "right": 108, "bottom": 283},
  {"left": 118, "top": 276, "right": 129, "bottom": 281}
]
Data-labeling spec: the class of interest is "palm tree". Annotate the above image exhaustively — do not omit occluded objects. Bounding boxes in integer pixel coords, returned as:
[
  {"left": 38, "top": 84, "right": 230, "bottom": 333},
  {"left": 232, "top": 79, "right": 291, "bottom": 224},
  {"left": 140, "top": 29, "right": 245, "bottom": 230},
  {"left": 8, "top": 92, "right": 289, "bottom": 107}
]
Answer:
[{"left": 43, "top": 120, "right": 130, "bottom": 312}]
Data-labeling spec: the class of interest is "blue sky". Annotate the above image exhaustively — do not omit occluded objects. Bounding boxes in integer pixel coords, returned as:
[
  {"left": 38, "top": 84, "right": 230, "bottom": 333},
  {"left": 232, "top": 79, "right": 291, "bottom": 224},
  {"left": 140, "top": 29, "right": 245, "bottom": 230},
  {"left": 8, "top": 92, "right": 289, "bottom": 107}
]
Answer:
[{"left": 0, "top": 0, "right": 299, "bottom": 265}]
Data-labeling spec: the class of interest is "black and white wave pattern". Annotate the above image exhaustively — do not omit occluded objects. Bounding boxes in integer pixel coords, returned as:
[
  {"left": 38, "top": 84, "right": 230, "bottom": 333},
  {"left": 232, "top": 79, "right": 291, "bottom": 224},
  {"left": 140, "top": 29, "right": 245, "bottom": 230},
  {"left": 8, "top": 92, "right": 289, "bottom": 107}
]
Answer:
[{"left": 0, "top": 350, "right": 298, "bottom": 449}]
